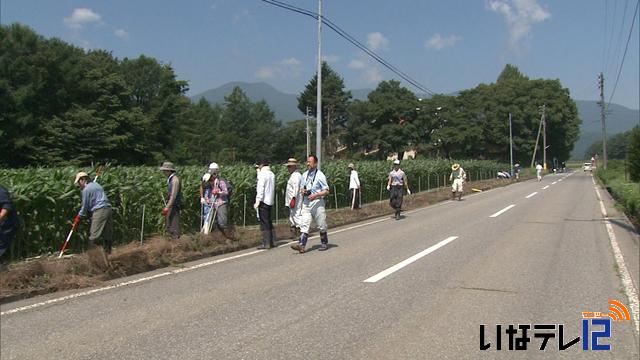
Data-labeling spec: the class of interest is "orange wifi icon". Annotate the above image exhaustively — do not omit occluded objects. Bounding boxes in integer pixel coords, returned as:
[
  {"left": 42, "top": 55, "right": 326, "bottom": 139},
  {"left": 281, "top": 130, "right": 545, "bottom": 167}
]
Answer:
[{"left": 608, "top": 299, "right": 631, "bottom": 321}]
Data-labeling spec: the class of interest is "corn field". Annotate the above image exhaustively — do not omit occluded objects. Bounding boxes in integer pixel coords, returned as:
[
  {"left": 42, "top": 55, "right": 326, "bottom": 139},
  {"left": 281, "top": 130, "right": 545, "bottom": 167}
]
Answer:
[{"left": 0, "top": 159, "right": 505, "bottom": 259}]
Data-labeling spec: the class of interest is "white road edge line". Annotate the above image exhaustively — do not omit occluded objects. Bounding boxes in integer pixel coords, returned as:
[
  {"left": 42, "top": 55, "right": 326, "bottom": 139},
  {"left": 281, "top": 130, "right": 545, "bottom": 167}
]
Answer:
[
  {"left": 542, "top": 185, "right": 550, "bottom": 190},
  {"left": 489, "top": 204, "right": 516, "bottom": 218},
  {"left": 592, "top": 176, "right": 639, "bottom": 335},
  {"left": 552, "top": 181, "right": 558, "bottom": 185},
  {"left": 363, "top": 236, "right": 459, "bottom": 283},
  {"left": 1, "top": 249, "right": 266, "bottom": 316},
  {"left": 525, "top": 192, "right": 538, "bottom": 199}
]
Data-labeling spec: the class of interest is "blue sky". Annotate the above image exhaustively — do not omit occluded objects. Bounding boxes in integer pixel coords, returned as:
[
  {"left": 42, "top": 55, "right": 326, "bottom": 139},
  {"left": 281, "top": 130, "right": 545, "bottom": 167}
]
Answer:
[{"left": 2, "top": 0, "right": 639, "bottom": 109}]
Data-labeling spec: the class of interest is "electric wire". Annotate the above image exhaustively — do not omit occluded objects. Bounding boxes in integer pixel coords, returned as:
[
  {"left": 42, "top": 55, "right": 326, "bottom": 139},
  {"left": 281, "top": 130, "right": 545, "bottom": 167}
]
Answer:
[
  {"left": 607, "top": 0, "right": 639, "bottom": 107},
  {"left": 260, "top": 0, "right": 436, "bottom": 95}
]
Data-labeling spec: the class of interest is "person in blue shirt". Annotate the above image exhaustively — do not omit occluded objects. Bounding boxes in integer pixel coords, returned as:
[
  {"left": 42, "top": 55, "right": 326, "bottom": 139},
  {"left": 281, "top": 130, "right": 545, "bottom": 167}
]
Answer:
[
  {"left": 290, "top": 155, "right": 331, "bottom": 253},
  {"left": 75, "top": 172, "right": 113, "bottom": 254}
]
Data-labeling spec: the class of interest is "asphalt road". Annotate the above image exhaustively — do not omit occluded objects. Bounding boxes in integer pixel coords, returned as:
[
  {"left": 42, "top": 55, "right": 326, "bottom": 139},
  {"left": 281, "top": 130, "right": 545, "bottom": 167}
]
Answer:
[{"left": 1, "top": 171, "right": 639, "bottom": 359}]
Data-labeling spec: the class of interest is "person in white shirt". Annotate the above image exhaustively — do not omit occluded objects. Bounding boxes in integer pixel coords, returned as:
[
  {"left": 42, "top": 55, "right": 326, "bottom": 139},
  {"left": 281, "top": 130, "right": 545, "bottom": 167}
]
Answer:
[
  {"left": 254, "top": 159, "right": 276, "bottom": 249},
  {"left": 387, "top": 159, "right": 411, "bottom": 220},
  {"left": 536, "top": 163, "right": 543, "bottom": 181},
  {"left": 348, "top": 163, "right": 361, "bottom": 210},
  {"left": 284, "top": 158, "right": 302, "bottom": 238}
]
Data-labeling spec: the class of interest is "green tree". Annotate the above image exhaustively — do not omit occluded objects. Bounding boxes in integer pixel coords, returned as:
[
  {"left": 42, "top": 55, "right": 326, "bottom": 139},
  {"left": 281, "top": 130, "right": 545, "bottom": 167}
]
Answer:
[
  {"left": 297, "top": 62, "right": 352, "bottom": 157},
  {"left": 629, "top": 126, "right": 640, "bottom": 182},
  {"left": 585, "top": 131, "right": 632, "bottom": 160}
]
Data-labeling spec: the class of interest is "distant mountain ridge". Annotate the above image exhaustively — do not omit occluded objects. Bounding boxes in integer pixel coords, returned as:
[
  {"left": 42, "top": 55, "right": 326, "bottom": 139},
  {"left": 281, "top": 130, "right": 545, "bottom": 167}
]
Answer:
[{"left": 191, "top": 82, "right": 639, "bottom": 159}]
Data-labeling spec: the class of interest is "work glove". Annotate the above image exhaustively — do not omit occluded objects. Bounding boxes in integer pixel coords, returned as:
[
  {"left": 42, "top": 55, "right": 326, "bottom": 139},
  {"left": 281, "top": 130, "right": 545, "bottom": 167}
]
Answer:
[
  {"left": 386, "top": 185, "right": 390, "bottom": 191},
  {"left": 289, "top": 197, "right": 296, "bottom": 209},
  {"left": 162, "top": 207, "right": 169, "bottom": 217},
  {"left": 212, "top": 189, "right": 220, "bottom": 195},
  {"left": 254, "top": 201, "right": 260, "bottom": 209},
  {"left": 407, "top": 189, "right": 411, "bottom": 195},
  {"left": 72, "top": 215, "right": 81, "bottom": 229},
  {"left": 200, "top": 197, "right": 205, "bottom": 205}
]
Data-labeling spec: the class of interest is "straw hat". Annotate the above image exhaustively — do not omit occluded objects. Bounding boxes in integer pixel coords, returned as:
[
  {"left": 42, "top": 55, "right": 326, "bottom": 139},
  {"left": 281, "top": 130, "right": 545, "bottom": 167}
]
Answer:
[
  {"left": 451, "top": 163, "right": 460, "bottom": 171},
  {"left": 74, "top": 171, "right": 89, "bottom": 184},
  {"left": 208, "top": 162, "right": 219, "bottom": 171},
  {"left": 393, "top": 159, "right": 401, "bottom": 165},
  {"left": 284, "top": 158, "right": 299, "bottom": 166},
  {"left": 159, "top": 162, "right": 176, "bottom": 171},
  {"left": 348, "top": 163, "right": 355, "bottom": 169}
]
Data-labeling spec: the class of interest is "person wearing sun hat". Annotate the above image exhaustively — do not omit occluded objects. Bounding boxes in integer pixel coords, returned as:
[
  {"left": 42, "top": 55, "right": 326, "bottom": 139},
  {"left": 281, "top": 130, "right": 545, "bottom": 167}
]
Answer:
[
  {"left": 159, "top": 161, "right": 182, "bottom": 238},
  {"left": 387, "top": 159, "right": 411, "bottom": 220},
  {"left": 348, "top": 163, "right": 361, "bottom": 210},
  {"left": 284, "top": 158, "right": 302, "bottom": 238},
  {"left": 449, "top": 163, "right": 466, "bottom": 201},
  {"left": 74, "top": 171, "right": 113, "bottom": 254}
]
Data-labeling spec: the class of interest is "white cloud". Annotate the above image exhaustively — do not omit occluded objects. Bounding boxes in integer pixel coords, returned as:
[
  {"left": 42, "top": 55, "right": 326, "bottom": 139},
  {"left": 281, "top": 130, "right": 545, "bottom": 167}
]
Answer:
[
  {"left": 366, "top": 32, "right": 389, "bottom": 51},
  {"left": 425, "top": 33, "right": 462, "bottom": 50},
  {"left": 114, "top": 29, "right": 128, "bottom": 39},
  {"left": 363, "top": 66, "right": 383, "bottom": 84},
  {"left": 64, "top": 8, "right": 101, "bottom": 29},
  {"left": 322, "top": 54, "right": 340, "bottom": 63},
  {"left": 255, "top": 66, "right": 276, "bottom": 79},
  {"left": 348, "top": 59, "right": 366, "bottom": 70},
  {"left": 280, "top": 57, "right": 301, "bottom": 66},
  {"left": 487, "top": 0, "right": 551, "bottom": 51}
]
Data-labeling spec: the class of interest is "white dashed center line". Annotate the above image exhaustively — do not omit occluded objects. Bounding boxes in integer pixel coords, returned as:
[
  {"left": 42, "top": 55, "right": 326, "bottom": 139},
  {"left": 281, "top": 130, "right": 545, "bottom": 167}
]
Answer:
[
  {"left": 363, "top": 236, "right": 459, "bottom": 283},
  {"left": 489, "top": 204, "right": 516, "bottom": 218},
  {"left": 525, "top": 192, "right": 538, "bottom": 199}
]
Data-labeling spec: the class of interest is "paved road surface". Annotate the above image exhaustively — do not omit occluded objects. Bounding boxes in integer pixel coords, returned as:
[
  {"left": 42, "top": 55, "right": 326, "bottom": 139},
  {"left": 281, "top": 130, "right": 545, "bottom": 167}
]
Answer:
[{"left": 1, "top": 171, "right": 639, "bottom": 359}]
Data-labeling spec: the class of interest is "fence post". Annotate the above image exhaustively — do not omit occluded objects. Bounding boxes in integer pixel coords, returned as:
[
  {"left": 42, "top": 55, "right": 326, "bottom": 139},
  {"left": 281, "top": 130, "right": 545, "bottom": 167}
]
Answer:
[
  {"left": 437, "top": 174, "right": 440, "bottom": 188},
  {"left": 427, "top": 174, "right": 430, "bottom": 190},
  {"left": 333, "top": 186, "right": 338, "bottom": 209},
  {"left": 275, "top": 191, "right": 278, "bottom": 225},
  {"left": 444, "top": 174, "right": 447, "bottom": 187},
  {"left": 243, "top": 194, "right": 246, "bottom": 227},
  {"left": 140, "top": 204, "right": 145, "bottom": 245},
  {"left": 379, "top": 182, "right": 384, "bottom": 202},
  {"left": 419, "top": 176, "right": 421, "bottom": 193}
]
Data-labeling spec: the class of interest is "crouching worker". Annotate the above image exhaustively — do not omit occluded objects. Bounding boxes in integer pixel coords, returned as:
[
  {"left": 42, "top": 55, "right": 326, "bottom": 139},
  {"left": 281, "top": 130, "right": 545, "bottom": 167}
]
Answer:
[{"left": 74, "top": 172, "right": 113, "bottom": 254}]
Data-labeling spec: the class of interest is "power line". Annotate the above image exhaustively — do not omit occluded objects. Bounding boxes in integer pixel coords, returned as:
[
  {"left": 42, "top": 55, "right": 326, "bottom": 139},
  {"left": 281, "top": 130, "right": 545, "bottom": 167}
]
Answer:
[
  {"left": 260, "top": 0, "right": 436, "bottom": 95},
  {"left": 607, "top": 0, "right": 639, "bottom": 107}
]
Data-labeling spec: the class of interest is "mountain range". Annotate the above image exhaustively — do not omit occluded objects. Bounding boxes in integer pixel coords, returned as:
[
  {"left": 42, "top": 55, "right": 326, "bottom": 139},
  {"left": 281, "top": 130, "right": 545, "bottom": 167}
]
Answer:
[{"left": 191, "top": 82, "right": 639, "bottom": 159}]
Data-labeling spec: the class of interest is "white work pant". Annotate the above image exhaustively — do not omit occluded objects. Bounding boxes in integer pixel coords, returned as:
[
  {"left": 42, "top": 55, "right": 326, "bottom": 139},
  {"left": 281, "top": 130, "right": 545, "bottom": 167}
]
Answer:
[
  {"left": 299, "top": 198, "right": 327, "bottom": 234},
  {"left": 288, "top": 198, "right": 302, "bottom": 228},
  {"left": 451, "top": 178, "right": 464, "bottom": 192}
]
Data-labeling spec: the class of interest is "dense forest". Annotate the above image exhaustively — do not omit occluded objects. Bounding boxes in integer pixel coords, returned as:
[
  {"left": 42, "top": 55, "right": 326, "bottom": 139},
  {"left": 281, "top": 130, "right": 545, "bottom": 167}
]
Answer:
[{"left": 1, "top": 23, "right": 581, "bottom": 167}]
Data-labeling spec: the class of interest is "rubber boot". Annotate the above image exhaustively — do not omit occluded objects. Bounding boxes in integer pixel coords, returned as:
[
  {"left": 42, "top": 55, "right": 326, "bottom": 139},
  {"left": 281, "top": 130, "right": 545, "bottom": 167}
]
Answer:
[
  {"left": 291, "top": 233, "right": 307, "bottom": 253},
  {"left": 319, "top": 232, "right": 329, "bottom": 251}
]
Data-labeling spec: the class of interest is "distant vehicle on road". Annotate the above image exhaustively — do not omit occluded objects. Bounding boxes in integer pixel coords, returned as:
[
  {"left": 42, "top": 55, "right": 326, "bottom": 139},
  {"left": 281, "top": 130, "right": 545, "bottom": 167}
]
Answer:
[{"left": 583, "top": 162, "right": 592, "bottom": 172}]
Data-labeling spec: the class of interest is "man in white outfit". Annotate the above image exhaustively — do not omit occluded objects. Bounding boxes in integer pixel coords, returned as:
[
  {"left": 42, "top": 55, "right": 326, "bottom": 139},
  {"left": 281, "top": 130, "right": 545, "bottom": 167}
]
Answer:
[
  {"left": 348, "top": 163, "right": 361, "bottom": 210},
  {"left": 254, "top": 160, "right": 275, "bottom": 249},
  {"left": 536, "top": 162, "right": 543, "bottom": 181},
  {"left": 291, "top": 155, "right": 330, "bottom": 253},
  {"left": 449, "top": 163, "right": 466, "bottom": 201},
  {"left": 284, "top": 158, "right": 302, "bottom": 238}
]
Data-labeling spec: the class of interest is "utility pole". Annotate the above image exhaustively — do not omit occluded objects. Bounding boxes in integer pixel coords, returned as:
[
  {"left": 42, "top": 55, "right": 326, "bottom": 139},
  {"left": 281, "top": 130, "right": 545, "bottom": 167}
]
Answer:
[
  {"left": 509, "top": 113, "right": 514, "bottom": 177},
  {"left": 531, "top": 108, "right": 544, "bottom": 168},
  {"left": 542, "top": 104, "right": 547, "bottom": 171},
  {"left": 316, "top": 0, "right": 323, "bottom": 170},
  {"left": 598, "top": 73, "right": 608, "bottom": 170},
  {"left": 305, "top": 107, "right": 311, "bottom": 157}
]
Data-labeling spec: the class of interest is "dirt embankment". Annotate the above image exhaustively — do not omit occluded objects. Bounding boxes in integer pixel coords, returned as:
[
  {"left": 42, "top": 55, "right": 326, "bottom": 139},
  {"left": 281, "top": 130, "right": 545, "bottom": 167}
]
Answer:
[{"left": 0, "top": 177, "right": 523, "bottom": 303}]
